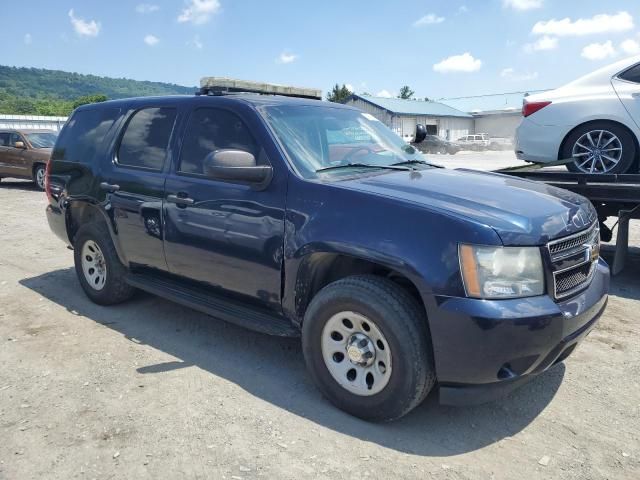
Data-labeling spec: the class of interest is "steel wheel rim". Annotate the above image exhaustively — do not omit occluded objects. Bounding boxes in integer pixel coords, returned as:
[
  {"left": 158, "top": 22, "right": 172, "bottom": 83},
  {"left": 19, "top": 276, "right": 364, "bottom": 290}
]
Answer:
[
  {"left": 321, "top": 311, "right": 392, "bottom": 396},
  {"left": 571, "top": 130, "right": 622, "bottom": 173},
  {"left": 81, "top": 240, "right": 107, "bottom": 291},
  {"left": 36, "top": 167, "right": 46, "bottom": 189}
]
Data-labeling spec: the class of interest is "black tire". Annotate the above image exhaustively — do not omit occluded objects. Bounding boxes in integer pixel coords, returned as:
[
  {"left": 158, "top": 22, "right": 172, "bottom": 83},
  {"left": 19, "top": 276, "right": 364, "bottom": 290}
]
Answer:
[
  {"left": 302, "top": 275, "right": 435, "bottom": 422},
  {"left": 73, "top": 223, "right": 135, "bottom": 305},
  {"left": 33, "top": 164, "right": 46, "bottom": 190},
  {"left": 563, "top": 122, "right": 636, "bottom": 174}
]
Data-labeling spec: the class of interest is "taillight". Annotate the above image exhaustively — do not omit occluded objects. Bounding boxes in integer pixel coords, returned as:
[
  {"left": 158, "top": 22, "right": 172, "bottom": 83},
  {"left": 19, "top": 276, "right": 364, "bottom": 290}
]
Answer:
[
  {"left": 45, "top": 160, "right": 52, "bottom": 201},
  {"left": 522, "top": 100, "right": 551, "bottom": 117}
]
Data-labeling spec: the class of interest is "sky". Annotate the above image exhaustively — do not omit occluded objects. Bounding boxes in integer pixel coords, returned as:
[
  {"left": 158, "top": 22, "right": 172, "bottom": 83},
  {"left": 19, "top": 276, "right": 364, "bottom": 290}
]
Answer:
[{"left": 2, "top": 0, "right": 640, "bottom": 100}]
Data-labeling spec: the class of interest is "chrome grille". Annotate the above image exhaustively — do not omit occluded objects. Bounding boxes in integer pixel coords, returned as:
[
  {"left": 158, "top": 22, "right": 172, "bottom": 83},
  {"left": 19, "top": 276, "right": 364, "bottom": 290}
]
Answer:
[
  {"left": 555, "top": 263, "right": 596, "bottom": 296},
  {"left": 548, "top": 222, "right": 598, "bottom": 256},
  {"left": 548, "top": 222, "right": 599, "bottom": 299}
]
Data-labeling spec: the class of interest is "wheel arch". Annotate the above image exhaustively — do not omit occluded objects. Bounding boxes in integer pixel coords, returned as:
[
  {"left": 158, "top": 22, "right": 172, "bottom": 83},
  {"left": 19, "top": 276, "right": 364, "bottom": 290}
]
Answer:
[
  {"left": 290, "top": 248, "right": 429, "bottom": 328},
  {"left": 66, "top": 201, "right": 128, "bottom": 265},
  {"left": 557, "top": 119, "right": 640, "bottom": 169}
]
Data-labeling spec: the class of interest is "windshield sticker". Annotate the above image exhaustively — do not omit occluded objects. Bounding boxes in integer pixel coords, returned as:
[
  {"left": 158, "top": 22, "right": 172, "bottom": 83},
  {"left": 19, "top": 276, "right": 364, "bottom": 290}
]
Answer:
[{"left": 361, "top": 113, "right": 380, "bottom": 122}]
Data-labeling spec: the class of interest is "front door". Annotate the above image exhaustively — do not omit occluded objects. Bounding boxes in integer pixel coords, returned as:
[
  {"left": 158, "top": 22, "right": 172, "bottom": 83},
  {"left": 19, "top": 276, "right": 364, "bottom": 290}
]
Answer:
[
  {"left": 101, "top": 106, "right": 178, "bottom": 271},
  {"left": 0, "top": 133, "right": 29, "bottom": 177},
  {"left": 163, "top": 106, "right": 286, "bottom": 311}
]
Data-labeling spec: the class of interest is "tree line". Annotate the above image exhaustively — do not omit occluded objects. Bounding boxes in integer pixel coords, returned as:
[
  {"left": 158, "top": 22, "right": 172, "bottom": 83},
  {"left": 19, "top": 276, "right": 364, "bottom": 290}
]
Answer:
[{"left": 327, "top": 84, "right": 430, "bottom": 103}]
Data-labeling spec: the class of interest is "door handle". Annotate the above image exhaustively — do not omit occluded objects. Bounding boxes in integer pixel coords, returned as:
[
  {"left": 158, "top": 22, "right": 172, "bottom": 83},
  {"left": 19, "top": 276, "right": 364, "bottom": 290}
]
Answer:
[
  {"left": 632, "top": 93, "right": 640, "bottom": 99},
  {"left": 100, "top": 182, "right": 120, "bottom": 193},
  {"left": 167, "top": 194, "right": 195, "bottom": 206}
]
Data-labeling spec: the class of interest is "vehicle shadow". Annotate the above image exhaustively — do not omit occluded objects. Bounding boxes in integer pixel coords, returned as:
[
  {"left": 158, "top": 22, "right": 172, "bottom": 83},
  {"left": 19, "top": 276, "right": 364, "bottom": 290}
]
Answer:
[
  {"left": 0, "top": 179, "right": 39, "bottom": 191},
  {"left": 20, "top": 267, "right": 566, "bottom": 457}
]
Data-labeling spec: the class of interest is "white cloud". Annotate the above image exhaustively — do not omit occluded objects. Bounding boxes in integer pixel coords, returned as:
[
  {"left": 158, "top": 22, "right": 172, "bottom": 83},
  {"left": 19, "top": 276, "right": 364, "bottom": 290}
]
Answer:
[
  {"left": 345, "top": 84, "right": 354, "bottom": 92},
  {"left": 178, "top": 0, "right": 221, "bottom": 25},
  {"left": 621, "top": 38, "right": 640, "bottom": 55},
  {"left": 458, "top": 5, "right": 469, "bottom": 14},
  {"left": 68, "top": 9, "right": 101, "bottom": 37},
  {"left": 24, "top": 33, "right": 32, "bottom": 45},
  {"left": 413, "top": 14, "right": 445, "bottom": 27},
  {"left": 581, "top": 40, "right": 617, "bottom": 61},
  {"left": 276, "top": 51, "right": 298, "bottom": 64},
  {"left": 433, "top": 52, "right": 482, "bottom": 73},
  {"left": 524, "top": 35, "right": 558, "bottom": 52},
  {"left": 500, "top": 67, "right": 539, "bottom": 81},
  {"left": 503, "top": 0, "right": 543, "bottom": 10},
  {"left": 533, "top": 12, "right": 634, "bottom": 37},
  {"left": 144, "top": 34, "right": 159, "bottom": 46},
  {"left": 136, "top": 4, "right": 159, "bottom": 14},
  {"left": 376, "top": 90, "right": 393, "bottom": 98}
]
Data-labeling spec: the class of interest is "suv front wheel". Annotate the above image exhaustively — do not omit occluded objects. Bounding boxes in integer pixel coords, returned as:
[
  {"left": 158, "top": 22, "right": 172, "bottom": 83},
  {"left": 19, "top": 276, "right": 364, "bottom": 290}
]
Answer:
[
  {"left": 302, "top": 275, "right": 435, "bottom": 421},
  {"left": 73, "top": 223, "right": 135, "bottom": 305}
]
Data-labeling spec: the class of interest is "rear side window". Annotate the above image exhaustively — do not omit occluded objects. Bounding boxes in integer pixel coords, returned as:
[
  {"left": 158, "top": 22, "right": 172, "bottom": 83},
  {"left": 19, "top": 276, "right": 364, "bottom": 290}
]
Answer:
[
  {"left": 52, "top": 108, "right": 120, "bottom": 163},
  {"left": 619, "top": 64, "right": 640, "bottom": 84},
  {"left": 178, "top": 108, "right": 258, "bottom": 175},
  {"left": 117, "top": 107, "right": 176, "bottom": 170},
  {"left": 0, "top": 133, "right": 10, "bottom": 146}
]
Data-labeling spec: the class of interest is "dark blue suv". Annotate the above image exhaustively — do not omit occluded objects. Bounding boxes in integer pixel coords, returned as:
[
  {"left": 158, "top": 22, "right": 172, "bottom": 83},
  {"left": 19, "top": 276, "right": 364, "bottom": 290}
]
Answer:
[{"left": 45, "top": 89, "right": 609, "bottom": 421}]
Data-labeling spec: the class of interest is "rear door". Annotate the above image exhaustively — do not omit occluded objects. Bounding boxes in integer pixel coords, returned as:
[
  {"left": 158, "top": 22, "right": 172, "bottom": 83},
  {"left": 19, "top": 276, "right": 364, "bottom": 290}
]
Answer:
[
  {"left": 100, "top": 105, "right": 178, "bottom": 272},
  {"left": 163, "top": 105, "right": 286, "bottom": 311},
  {"left": 612, "top": 63, "right": 640, "bottom": 129}
]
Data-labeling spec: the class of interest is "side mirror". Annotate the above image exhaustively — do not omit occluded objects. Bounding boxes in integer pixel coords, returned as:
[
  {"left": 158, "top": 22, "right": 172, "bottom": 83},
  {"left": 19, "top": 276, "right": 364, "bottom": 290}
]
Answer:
[
  {"left": 14, "top": 141, "right": 26, "bottom": 149},
  {"left": 414, "top": 124, "right": 427, "bottom": 144},
  {"left": 203, "top": 149, "right": 273, "bottom": 188}
]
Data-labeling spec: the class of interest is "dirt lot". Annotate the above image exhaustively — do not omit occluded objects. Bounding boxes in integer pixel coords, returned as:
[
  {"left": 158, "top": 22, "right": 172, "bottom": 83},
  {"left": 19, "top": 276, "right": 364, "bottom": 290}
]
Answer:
[{"left": 1, "top": 173, "right": 639, "bottom": 480}]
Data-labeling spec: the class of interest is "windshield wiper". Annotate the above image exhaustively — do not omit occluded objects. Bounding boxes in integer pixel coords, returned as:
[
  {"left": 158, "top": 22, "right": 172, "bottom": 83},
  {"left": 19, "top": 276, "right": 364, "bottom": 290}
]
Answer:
[
  {"left": 391, "top": 159, "right": 440, "bottom": 168},
  {"left": 316, "top": 163, "right": 411, "bottom": 173}
]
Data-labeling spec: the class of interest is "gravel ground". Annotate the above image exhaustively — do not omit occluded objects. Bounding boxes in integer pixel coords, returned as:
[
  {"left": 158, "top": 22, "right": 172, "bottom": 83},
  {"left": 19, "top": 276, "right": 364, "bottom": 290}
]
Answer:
[{"left": 0, "top": 172, "right": 639, "bottom": 480}]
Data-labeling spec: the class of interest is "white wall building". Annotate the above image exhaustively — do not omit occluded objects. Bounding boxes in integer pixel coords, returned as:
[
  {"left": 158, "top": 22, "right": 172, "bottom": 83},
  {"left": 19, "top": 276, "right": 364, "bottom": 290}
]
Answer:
[
  {"left": 0, "top": 114, "right": 68, "bottom": 131},
  {"left": 345, "top": 94, "right": 474, "bottom": 142}
]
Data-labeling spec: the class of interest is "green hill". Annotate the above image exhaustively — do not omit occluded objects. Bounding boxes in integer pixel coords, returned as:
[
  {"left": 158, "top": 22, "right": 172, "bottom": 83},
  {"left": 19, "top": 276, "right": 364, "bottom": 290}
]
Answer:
[{"left": 0, "top": 65, "right": 196, "bottom": 116}]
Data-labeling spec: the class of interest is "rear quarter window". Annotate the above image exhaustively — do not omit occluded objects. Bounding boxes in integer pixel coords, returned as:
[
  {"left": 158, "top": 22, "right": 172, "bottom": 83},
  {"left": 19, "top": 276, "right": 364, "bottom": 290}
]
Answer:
[
  {"left": 619, "top": 64, "right": 640, "bottom": 84},
  {"left": 52, "top": 108, "right": 120, "bottom": 163}
]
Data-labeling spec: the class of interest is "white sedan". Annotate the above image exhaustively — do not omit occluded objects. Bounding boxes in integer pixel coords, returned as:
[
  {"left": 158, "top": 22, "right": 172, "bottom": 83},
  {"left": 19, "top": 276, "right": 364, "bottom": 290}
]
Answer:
[{"left": 515, "top": 55, "right": 640, "bottom": 174}]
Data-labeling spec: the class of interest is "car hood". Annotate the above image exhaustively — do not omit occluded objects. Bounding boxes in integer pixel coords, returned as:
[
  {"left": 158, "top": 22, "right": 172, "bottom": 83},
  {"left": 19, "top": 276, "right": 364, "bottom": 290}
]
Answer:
[{"left": 339, "top": 168, "right": 596, "bottom": 245}]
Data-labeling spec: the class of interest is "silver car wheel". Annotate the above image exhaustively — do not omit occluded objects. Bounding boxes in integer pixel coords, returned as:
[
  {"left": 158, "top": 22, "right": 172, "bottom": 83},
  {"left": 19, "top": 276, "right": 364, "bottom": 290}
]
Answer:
[
  {"left": 81, "top": 240, "right": 107, "bottom": 291},
  {"left": 35, "top": 166, "right": 46, "bottom": 190},
  {"left": 321, "top": 311, "right": 392, "bottom": 396},
  {"left": 571, "top": 130, "right": 623, "bottom": 173}
]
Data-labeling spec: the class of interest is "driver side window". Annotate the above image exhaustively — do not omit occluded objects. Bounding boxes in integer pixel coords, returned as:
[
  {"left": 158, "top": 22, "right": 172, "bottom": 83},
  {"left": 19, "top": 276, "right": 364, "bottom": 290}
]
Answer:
[
  {"left": 179, "top": 108, "right": 259, "bottom": 175},
  {"left": 9, "top": 133, "right": 23, "bottom": 147}
]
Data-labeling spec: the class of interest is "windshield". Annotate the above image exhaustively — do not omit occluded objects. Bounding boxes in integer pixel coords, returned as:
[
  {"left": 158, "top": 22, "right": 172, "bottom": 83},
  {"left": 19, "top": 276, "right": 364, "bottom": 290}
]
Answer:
[
  {"left": 261, "top": 105, "right": 428, "bottom": 179},
  {"left": 26, "top": 132, "right": 58, "bottom": 148}
]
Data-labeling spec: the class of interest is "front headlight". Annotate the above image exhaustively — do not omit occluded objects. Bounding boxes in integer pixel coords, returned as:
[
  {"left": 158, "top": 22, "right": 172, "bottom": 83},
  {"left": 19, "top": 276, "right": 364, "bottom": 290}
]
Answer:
[{"left": 459, "top": 244, "right": 544, "bottom": 299}]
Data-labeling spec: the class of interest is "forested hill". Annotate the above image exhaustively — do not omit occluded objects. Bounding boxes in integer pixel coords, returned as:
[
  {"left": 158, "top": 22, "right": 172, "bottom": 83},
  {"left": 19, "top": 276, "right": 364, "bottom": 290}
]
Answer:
[{"left": 0, "top": 65, "right": 196, "bottom": 116}]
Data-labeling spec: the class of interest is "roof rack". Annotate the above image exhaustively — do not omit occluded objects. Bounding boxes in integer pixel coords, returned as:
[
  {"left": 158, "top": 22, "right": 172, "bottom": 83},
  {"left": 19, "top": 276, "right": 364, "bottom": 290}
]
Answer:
[{"left": 198, "top": 77, "right": 322, "bottom": 100}]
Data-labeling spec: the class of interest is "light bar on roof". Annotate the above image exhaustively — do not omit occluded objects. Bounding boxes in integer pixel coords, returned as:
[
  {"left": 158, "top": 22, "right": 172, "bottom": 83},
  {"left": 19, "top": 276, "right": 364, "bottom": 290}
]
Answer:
[{"left": 199, "top": 77, "right": 322, "bottom": 100}]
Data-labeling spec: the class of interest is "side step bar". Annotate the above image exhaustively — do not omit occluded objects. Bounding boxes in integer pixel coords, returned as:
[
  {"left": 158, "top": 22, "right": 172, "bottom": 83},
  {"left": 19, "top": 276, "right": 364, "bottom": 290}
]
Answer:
[{"left": 125, "top": 273, "right": 300, "bottom": 337}]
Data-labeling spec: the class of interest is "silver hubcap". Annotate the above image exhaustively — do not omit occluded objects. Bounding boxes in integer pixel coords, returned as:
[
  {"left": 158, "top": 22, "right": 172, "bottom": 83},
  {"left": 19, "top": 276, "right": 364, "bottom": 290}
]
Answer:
[
  {"left": 36, "top": 167, "right": 45, "bottom": 189},
  {"left": 81, "top": 240, "right": 107, "bottom": 290},
  {"left": 572, "top": 130, "right": 622, "bottom": 173},
  {"left": 321, "top": 312, "right": 392, "bottom": 396}
]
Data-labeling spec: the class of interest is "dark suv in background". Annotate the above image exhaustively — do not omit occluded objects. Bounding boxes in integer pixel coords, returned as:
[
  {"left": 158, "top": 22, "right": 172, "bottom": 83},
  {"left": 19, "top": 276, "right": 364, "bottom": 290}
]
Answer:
[
  {"left": 45, "top": 80, "right": 609, "bottom": 421},
  {"left": 0, "top": 129, "right": 57, "bottom": 190}
]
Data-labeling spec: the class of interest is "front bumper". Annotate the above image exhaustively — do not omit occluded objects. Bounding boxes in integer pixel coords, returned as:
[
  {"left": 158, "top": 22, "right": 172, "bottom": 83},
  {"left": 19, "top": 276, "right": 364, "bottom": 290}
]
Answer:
[{"left": 430, "top": 259, "right": 609, "bottom": 406}]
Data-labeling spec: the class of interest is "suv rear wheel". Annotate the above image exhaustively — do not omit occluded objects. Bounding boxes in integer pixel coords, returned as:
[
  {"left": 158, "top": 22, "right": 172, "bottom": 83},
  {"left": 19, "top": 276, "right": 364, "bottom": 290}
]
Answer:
[
  {"left": 74, "top": 223, "right": 135, "bottom": 305},
  {"left": 302, "top": 275, "right": 435, "bottom": 421}
]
